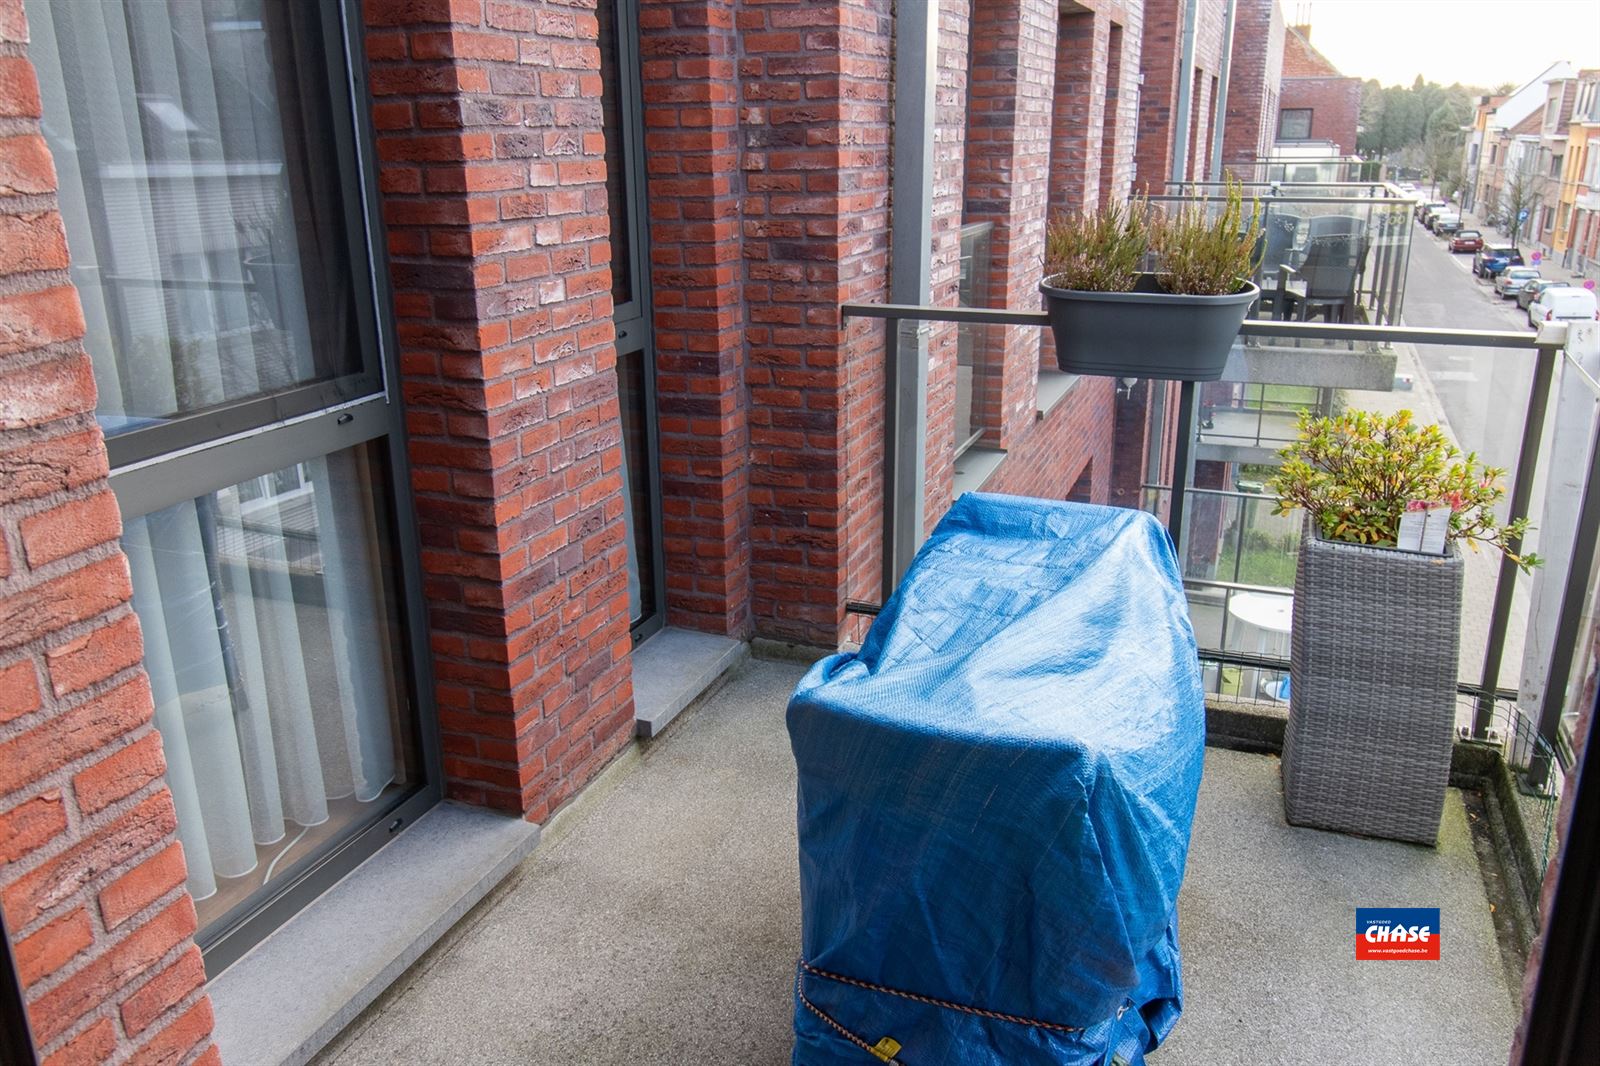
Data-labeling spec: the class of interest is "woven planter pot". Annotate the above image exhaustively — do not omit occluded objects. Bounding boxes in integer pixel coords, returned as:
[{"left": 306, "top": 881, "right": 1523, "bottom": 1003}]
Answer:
[{"left": 1281, "top": 526, "right": 1464, "bottom": 846}]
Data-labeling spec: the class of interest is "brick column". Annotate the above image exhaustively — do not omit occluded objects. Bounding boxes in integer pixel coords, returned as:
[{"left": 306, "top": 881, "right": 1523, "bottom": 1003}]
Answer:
[
  {"left": 636, "top": 0, "right": 752, "bottom": 638},
  {"left": 364, "top": 0, "right": 634, "bottom": 822},
  {"left": 924, "top": 0, "right": 972, "bottom": 531},
  {"left": 0, "top": 4, "right": 216, "bottom": 1062},
  {"left": 1049, "top": 8, "right": 1107, "bottom": 216},
  {"left": 963, "top": 0, "right": 1057, "bottom": 448},
  {"left": 737, "top": 0, "right": 892, "bottom": 644}
]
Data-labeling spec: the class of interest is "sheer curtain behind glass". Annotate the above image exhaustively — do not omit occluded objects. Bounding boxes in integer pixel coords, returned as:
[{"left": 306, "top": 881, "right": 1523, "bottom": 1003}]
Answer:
[
  {"left": 120, "top": 449, "right": 406, "bottom": 906},
  {"left": 26, "top": 0, "right": 409, "bottom": 926},
  {"left": 26, "top": 0, "right": 359, "bottom": 434}
]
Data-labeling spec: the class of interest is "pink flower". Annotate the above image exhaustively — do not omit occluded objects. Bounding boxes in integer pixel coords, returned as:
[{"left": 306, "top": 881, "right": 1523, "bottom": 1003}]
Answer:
[
  {"left": 1445, "top": 491, "right": 1465, "bottom": 511},
  {"left": 1406, "top": 499, "right": 1431, "bottom": 512}
]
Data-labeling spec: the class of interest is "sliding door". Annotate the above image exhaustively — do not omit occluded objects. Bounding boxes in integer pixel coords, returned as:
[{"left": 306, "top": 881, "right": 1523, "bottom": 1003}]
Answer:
[{"left": 26, "top": 0, "right": 438, "bottom": 973}]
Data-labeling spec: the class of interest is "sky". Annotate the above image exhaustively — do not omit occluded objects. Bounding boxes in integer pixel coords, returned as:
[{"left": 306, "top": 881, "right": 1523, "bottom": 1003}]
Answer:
[{"left": 1287, "top": 0, "right": 1600, "bottom": 91}]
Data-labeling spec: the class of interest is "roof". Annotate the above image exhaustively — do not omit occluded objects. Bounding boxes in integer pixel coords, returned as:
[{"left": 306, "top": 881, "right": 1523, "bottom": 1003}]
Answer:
[
  {"left": 1281, "top": 25, "right": 1345, "bottom": 79},
  {"left": 1488, "top": 61, "right": 1578, "bottom": 129}
]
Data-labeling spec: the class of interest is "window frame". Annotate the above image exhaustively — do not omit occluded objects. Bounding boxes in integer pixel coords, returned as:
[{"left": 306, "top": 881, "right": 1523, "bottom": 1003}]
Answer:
[
  {"left": 1277, "top": 108, "right": 1313, "bottom": 141},
  {"left": 98, "top": 0, "right": 441, "bottom": 977},
  {"left": 93, "top": 0, "right": 390, "bottom": 471}
]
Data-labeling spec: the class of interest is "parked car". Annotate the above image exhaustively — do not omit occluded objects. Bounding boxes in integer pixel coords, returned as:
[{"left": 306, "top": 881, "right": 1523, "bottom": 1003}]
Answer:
[
  {"left": 1517, "top": 278, "right": 1564, "bottom": 311},
  {"left": 1474, "top": 245, "right": 1524, "bottom": 278},
  {"left": 1417, "top": 199, "right": 1445, "bottom": 222},
  {"left": 1433, "top": 213, "right": 1462, "bottom": 236},
  {"left": 1451, "top": 229, "right": 1484, "bottom": 253},
  {"left": 1495, "top": 266, "right": 1542, "bottom": 298},
  {"left": 1528, "top": 286, "right": 1600, "bottom": 326}
]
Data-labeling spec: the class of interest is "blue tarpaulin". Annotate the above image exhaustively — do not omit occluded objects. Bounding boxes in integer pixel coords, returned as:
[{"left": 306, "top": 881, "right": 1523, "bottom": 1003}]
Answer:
[{"left": 787, "top": 494, "right": 1205, "bottom": 1065}]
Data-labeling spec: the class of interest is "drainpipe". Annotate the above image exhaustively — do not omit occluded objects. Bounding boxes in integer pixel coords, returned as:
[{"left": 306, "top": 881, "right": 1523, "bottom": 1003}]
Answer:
[
  {"left": 1168, "top": 0, "right": 1199, "bottom": 187},
  {"left": 883, "top": 0, "right": 938, "bottom": 594},
  {"left": 1208, "top": 0, "right": 1238, "bottom": 182}
]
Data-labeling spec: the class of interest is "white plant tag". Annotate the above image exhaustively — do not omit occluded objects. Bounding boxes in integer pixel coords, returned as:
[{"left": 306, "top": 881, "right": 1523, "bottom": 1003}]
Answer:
[{"left": 1397, "top": 503, "right": 1450, "bottom": 555}]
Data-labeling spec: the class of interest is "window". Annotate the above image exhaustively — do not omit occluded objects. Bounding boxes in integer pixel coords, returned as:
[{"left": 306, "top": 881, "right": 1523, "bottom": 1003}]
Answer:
[
  {"left": 27, "top": 0, "right": 437, "bottom": 973},
  {"left": 1278, "top": 108, "right": 1313, "bottom": 141},
  {"left": 956, "top": 222, "right": 994, "bottom": 457},
  {"left": 1553, "top": 154, "right": 1564, "bottom": 179}
]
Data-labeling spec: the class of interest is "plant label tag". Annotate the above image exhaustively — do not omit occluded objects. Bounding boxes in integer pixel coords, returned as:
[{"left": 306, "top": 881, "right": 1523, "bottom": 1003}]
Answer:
[{"left": 1397, "top": 504, "right": 1450, "bottom": 555}]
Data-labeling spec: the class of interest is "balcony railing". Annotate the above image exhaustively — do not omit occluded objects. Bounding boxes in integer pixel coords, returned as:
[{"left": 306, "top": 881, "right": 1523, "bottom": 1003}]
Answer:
[{"left": 841, "top": 303, "right": 1591, "bottom": 818}]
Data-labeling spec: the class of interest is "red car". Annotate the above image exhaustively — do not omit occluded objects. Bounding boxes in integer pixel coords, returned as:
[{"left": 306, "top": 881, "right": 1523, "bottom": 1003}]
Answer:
[{"left": 1451, "top": 229, "right": 1484, "bottom": 253}]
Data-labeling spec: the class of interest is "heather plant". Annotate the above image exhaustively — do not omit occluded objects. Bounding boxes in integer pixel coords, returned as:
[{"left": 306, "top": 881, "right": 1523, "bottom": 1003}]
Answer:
[
  {"left": 1150, "top": 178, "right": 1262, "bottom": 296},
  {"left": 1042, "top": 196, "right": 1148, "bottom": 293},
  {"left": 1265, "top": 409, "right": 1540, "bottom": 572}
]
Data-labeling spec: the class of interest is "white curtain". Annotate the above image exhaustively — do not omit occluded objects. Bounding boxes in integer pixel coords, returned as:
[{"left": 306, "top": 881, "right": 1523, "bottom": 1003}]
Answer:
[
  {"left": 27, "top": 0, "right": 400, "bottom": 904},
  {"left": 119, "top": 453, "right": 399, "bottom": 902},
  {"left": 27, "top": 0, "right": 337, "bottom": 431}
]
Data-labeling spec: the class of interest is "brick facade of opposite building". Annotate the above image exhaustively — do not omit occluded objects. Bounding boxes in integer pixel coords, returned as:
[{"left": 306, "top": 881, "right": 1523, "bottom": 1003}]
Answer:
[
  {"left": 0, "top": 1, "right": 1296, "bottom": 1062},
  {"left": 1277, "top": 24, "right": 1360, "bottom": 155},
  {"left": 1220, "top": 0, "right": 1285, "bottom": 174}
]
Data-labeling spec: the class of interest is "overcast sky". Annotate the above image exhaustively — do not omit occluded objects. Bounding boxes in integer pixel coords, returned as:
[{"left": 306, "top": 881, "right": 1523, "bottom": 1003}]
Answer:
[{"left": 1288, "top": 0, "right": 1600, "bottom": 91}]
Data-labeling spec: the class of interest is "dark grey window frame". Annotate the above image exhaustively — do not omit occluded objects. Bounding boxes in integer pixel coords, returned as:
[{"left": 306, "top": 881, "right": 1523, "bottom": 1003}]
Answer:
[
  {"left": 103, "top": 0, "right": 441, "bottom": 978},
  {"left": 602, "top": 0, "right": 667, "bottom": 644},
  {"left": 1278, "top": 108, "right": 1313, "bottom": 141}
]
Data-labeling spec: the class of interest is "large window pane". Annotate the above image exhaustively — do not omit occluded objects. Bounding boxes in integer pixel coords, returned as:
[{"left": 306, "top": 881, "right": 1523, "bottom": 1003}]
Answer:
[
  {"left": 26, "top": 0, "right": 369, "bottom": 437},
  {"left": 122, "top": 442, "right": 419, "bottom": 937}
]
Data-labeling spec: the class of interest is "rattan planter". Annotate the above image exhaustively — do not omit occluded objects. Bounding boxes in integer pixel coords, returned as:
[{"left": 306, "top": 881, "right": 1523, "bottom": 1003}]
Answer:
[{"left": 1281, "top": 526, "right": 1464, "bottom": 845}]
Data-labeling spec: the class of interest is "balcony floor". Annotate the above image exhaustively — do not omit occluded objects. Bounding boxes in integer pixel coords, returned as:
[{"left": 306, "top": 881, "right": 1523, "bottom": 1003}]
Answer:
[{"left": 316, "top": 659, "right": 1519, "bottom": 1066}]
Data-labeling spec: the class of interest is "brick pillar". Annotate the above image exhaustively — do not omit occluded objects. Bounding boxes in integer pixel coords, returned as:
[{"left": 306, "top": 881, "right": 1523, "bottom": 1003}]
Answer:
[
  {"left": 964, "top": 0, "right": 1058, "bottom": 447},
  {"left": 635, "top": 0, "right": 752, "bottom": 638},
  {"left": 1049, "top": 8, "right": 1107, "bottom": 217},
  {"left": 364, "top": 0, "right": 634, "bottom": 822},
  {"left": 738, "top": 0, "right": 892, "bottom": 644},
  {"left": 1098, "top": 19, "right": 1127, "bottom": 206},
  {"left": 1134, "top": 0, "right": 1180, "bottom": 191},
  {"left": 924, "top": 0, "right": 972, "bottom": 532},
  {"left": 0, "top": 4, "right": 216, "bottom": 1062}
]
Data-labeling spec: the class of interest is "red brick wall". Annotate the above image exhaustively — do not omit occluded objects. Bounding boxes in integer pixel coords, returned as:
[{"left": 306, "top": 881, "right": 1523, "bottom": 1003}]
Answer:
[
  {"left": 636, "top": 0, "right": 752, "bottom": 638},
  {"left": 0, "top": 3, "right": 216, "bottom": 1063},
  {"left": 964, "top": 0, "right": 1056, "bottom": 444},
  {"left": 1134, "top": 0, "right": 1224, "bottom": 190},
  {"left": 1051, "top": 8, "right": 1108, "bottom": 216},
  {"left": 1280, "top": 26, "right": 1338, "bottom": 78},
  {"left": 364, "top": 0, "right": 635, "bottom": 822},
  {"left": 1221, "top": 0, "right": 1285, "bottom": 174},
  {"left": 737, "top": 0, "right": 893, "bottom": 643},
  {"left": 984, "top": 378, "right": 1118, "bottom": 505},
  {"left": 925, "top": 0, "right": 972, "bottom": 532},
  {"left": 1279, "top": 75, "right": 1362, "bottom": 156}
]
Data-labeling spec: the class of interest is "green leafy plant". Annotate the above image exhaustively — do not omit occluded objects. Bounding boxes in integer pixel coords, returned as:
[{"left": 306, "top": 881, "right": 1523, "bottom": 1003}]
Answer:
[
  {"left": 1265, "top": 409, "right": 1540, "bottom": 572},
  {"left": 1151, "top": 178, "right": 1262, "bottom": 296},
  {"left": 1042, "top": 196, "right": 1148, "bottom": 293}
]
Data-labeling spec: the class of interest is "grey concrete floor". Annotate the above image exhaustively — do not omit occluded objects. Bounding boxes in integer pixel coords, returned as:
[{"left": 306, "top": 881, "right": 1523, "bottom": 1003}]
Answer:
[{"left": 315, "top": 658, "right": 1517, "bottom": 1066}]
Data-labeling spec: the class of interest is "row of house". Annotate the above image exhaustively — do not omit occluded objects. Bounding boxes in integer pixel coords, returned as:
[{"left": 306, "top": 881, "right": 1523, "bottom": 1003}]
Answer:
[
  {"left": 0, "top": 1, "right": 1369, "bottom": 1063},
  {"left": 1464, "top": 60, "right": 1600, "bottom": 271}
]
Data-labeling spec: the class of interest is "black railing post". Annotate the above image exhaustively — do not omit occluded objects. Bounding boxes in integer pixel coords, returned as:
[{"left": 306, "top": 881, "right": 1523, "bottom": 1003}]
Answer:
[
  {"left": 1169, "top": 379, "right": 1197, "bottom": 561},
  {"left": 878, "top": 316, "right": 901, "bottom": 603},
  {"left": 1477, "top": 340, "right": 1560, "bottom": 735}
]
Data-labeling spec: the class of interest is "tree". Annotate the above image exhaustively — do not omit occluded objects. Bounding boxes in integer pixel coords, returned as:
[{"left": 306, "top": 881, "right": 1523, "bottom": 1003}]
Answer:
[{"left": 1501, "top": 149, "right": 1542, "bottom": 245}]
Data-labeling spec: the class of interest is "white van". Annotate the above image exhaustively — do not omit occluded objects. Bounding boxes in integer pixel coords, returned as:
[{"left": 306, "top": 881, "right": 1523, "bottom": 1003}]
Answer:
[{"left": 1527, "top": 286, "right": 1600, "bottom": 326}]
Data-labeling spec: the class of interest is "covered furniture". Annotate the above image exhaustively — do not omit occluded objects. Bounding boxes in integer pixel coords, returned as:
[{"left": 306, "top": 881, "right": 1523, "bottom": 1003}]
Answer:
[{"left": 787, "top": 494, "right": 1206, "bottom": 1065}]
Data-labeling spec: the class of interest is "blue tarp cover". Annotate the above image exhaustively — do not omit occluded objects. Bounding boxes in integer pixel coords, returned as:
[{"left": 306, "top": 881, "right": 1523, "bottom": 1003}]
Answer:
[{"left": 787, "top": 494, "right": 1205, "bottom": 1065}]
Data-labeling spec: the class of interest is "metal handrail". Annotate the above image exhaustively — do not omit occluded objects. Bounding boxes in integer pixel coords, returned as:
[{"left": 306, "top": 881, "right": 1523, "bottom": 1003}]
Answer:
[{"left": 840, "top": 300, "right": 1576, "bottom": 769}]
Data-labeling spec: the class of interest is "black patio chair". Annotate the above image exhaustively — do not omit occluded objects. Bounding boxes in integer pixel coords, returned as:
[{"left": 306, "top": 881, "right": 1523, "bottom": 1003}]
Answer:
[{"left": 1275, "top": 233, "right": 1370, "bottom": 324}]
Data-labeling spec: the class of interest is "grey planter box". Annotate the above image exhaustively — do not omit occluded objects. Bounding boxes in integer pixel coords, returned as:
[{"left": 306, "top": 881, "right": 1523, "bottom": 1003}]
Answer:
[
  {"left": 1281, "top": 527, "right": 1464, "bottom": 845},
  {"left": 1038, "top": 272, "right": 1258, "bottom": 382}
]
